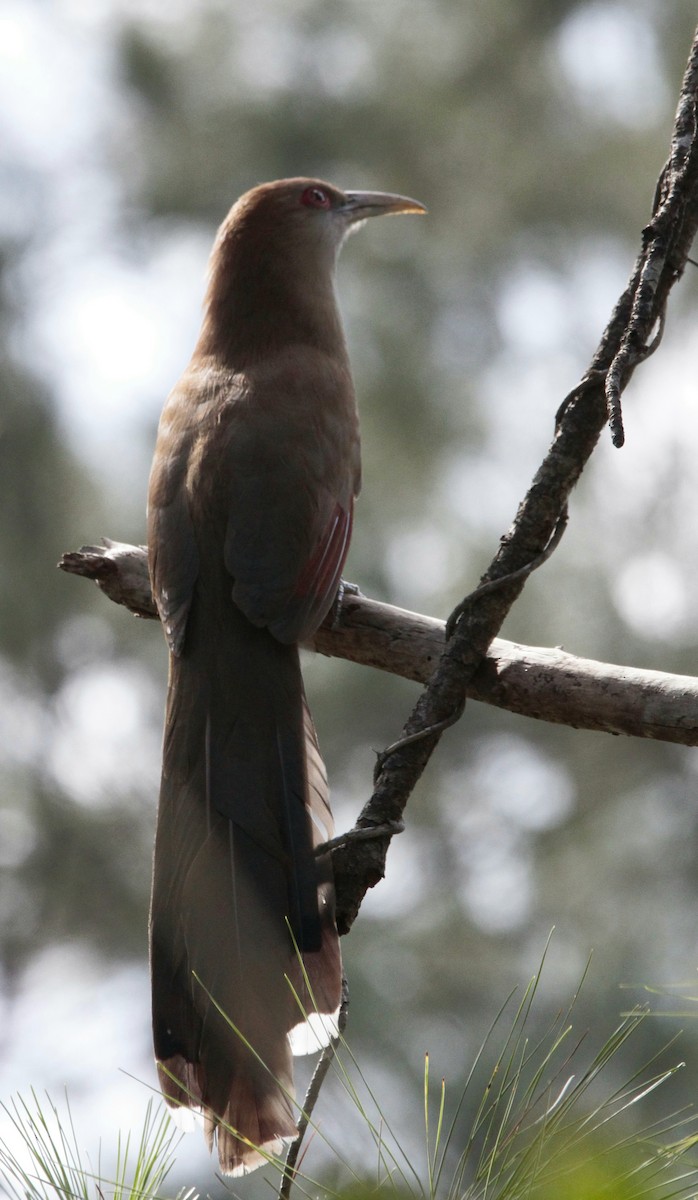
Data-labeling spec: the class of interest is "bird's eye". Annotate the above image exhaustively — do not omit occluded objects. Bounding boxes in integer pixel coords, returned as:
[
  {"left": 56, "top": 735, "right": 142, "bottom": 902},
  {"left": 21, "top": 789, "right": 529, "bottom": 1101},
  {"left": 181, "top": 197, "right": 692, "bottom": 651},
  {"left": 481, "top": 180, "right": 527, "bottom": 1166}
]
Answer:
[{"left": 300, "top": 186, "right": 332, "bottom": 210}]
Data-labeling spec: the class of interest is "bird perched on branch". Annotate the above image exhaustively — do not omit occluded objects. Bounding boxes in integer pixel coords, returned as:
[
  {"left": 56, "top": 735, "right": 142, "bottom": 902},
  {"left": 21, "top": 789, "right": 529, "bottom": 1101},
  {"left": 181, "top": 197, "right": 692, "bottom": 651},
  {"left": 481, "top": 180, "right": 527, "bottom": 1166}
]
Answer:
[{"left": 147, "top": 177, "right": 426, "bottom": 1174}]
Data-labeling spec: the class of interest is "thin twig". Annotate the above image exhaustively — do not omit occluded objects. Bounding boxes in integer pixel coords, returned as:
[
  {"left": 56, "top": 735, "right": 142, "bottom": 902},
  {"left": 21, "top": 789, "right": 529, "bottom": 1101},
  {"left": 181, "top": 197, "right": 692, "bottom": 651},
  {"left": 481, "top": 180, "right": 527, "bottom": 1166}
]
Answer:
[
  {"left": 372, "top": 696, "right": 466, "bottom": 784},
  {"left": 445, "top": 507, "right": 569, "bottom": 639},
  {"left": 369, "top": 504, "right": 569, "bottom": 783},
  {"left": 279, "top": 977, "right": 350, "bottom": 1199},
  {"left": 315, "top": 820, "right": 405, "bottom": 856}
]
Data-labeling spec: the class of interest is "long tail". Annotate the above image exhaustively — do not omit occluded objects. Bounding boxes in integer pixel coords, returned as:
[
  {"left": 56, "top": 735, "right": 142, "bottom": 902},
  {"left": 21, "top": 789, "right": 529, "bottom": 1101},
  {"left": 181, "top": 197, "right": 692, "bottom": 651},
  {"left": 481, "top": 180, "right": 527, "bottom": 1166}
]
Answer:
[{"left": 149, "top": 591, "right": 342, "bottom": 1174}]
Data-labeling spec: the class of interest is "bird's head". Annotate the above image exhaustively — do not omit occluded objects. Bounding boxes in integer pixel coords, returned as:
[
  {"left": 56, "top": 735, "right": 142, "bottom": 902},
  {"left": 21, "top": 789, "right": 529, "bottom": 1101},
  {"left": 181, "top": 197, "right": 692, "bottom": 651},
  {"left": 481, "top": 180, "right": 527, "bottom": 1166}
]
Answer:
[
  {"left": 218, "top": 177, "right": 426, "bottom": 270},
  {"left": 201, "top": 178, "right": 426, "bottom": 362}
]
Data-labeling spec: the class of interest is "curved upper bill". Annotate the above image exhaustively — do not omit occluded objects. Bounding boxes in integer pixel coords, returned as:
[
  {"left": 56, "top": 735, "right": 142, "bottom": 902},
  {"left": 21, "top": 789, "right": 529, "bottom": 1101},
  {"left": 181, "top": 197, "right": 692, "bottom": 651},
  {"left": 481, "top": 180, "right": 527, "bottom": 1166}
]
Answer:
[{"left": 340, "top": 190, "right": 427, "bottom": 220}]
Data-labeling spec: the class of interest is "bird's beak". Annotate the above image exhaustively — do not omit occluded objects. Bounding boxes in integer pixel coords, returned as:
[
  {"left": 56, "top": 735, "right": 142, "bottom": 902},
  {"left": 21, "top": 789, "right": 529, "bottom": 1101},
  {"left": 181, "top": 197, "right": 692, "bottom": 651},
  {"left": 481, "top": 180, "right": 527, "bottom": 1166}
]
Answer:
[{"left": 341, "top": 190, "right": 427, "bottom": 221}]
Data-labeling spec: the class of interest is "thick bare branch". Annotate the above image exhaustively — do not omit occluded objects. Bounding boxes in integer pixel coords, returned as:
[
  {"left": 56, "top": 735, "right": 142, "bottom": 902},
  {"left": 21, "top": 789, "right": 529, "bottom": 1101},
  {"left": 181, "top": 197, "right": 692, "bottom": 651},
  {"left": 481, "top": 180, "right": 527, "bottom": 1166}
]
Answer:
[
  {"left": 60, "top": 540, "right": 153, "bottom": 615},
  {"left": 58, "top": 540, "right": 698, "bottom": 747}
]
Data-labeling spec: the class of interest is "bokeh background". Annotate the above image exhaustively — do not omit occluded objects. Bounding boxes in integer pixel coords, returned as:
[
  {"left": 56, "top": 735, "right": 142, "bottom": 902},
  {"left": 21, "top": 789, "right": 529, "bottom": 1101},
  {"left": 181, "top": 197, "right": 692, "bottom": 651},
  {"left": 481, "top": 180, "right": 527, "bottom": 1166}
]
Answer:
[{"left": 3, "top": 0, "right": 698, "bottom": 1193}]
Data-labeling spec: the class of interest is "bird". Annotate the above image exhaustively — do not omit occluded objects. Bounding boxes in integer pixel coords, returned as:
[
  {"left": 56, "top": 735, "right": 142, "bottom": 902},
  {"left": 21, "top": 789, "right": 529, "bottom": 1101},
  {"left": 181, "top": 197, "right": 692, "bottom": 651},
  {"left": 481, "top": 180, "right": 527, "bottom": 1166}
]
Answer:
[{"left": 146, "top": 177, "right": 426, "bottom": 1174}]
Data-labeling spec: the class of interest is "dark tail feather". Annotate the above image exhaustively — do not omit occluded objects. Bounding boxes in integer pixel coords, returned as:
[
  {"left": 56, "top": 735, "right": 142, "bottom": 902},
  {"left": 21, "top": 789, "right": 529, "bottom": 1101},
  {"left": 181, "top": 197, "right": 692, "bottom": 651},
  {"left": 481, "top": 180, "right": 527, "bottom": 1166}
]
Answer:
[{"left": 149, "top": 598, "right": 342, "bottom": 1174}]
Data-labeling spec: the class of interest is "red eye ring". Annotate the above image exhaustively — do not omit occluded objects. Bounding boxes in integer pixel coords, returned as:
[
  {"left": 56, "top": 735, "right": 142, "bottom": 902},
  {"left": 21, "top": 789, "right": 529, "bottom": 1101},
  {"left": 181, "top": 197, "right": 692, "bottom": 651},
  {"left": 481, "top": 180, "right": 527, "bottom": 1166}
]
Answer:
[{"left": 300, "top": 186, "right": 332, "bottom": 210}]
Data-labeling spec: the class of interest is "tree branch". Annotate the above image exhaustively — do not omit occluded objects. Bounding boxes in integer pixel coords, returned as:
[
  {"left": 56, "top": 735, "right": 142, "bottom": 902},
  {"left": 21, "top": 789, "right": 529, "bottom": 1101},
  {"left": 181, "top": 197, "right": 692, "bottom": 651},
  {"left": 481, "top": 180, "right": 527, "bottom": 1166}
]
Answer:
[
  {"left": 58, "top": 540, "right": 698, "bottom": 747},
  {"left": 328, "top": 25, "right": 698, "bottom": 933}
]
